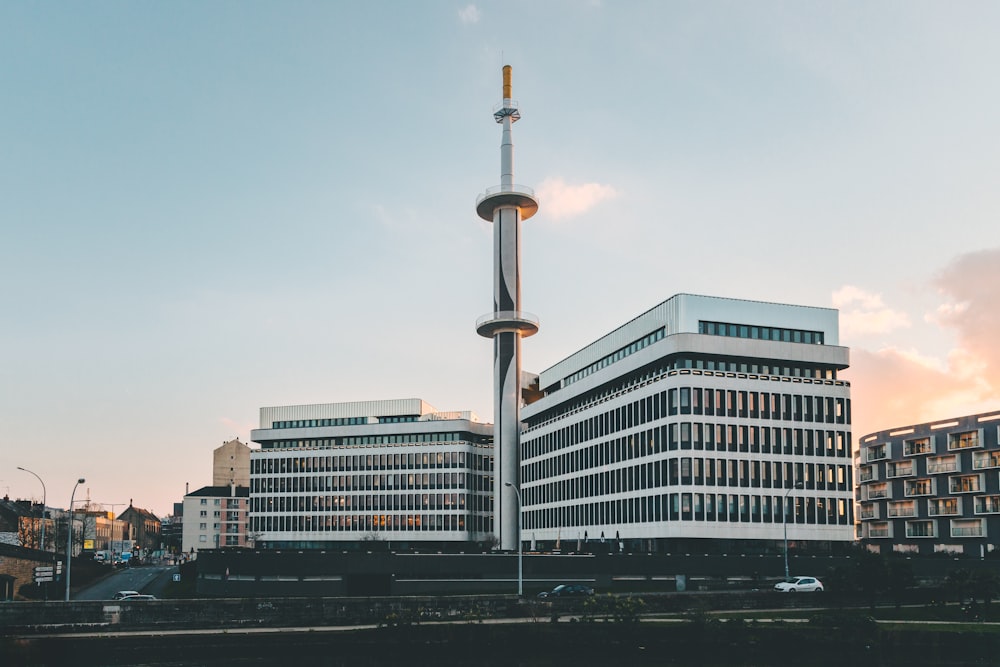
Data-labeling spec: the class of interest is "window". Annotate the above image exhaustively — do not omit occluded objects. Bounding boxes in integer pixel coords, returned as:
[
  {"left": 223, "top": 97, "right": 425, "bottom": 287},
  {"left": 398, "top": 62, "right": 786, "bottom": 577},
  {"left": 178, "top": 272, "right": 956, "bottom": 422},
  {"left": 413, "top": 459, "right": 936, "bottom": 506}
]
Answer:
[
  {"left": 866, "top": 444, "right": 887, "bottom": 462},
  {"left": 948, "top": 430, "right": 981, "bottom": 451},
  {"left": 904, "top": 437, "right": 934, "bottom": 456}
]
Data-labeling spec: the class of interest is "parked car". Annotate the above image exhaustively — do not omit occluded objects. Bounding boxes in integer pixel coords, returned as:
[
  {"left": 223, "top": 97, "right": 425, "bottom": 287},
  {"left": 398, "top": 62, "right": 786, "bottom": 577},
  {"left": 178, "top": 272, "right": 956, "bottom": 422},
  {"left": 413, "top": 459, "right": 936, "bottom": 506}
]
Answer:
[
  {"left": 120, "top": 594, "right": 157, "bottom": 601},
  {"left": 773, "top": 576, "right": 824, "bottom": 593},
  {"left": 537, "top": 584, "right": 594, "bottom": 598},
  {"left": 112, "top": 590, "right": 140, "bottom": 600}
]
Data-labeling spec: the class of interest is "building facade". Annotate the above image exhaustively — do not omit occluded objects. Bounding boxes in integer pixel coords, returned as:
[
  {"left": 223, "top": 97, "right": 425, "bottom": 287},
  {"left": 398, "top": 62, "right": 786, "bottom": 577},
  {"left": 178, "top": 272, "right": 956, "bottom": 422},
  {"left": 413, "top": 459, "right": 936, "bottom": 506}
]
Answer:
[
  {"left": 248, "top": 399, "right": 494, "bottom": 549},
  {"left": 181, "top": 485, "right": 249, "bottom": 554},
  {"left": 214, "top": 438, "right": 251, "bottom": 487},
  {"left": 519, "top": 294, "right": 855, "bottom": 554},
  {"left": 117, "top": 503, "right": 161, "bottom": 555},
  {"left": 858, "top": 410, "right": 1000, "bottom": 557}
]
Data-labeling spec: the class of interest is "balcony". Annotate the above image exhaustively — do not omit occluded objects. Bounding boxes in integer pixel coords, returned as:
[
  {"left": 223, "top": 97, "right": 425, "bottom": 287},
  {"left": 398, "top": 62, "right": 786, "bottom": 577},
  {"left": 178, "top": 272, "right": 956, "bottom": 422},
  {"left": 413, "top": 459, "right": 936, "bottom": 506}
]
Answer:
[
  {"left": 926, "top": 456, "right": 959, "bottom": 474},
  {"left": 949, "top": 474, "right": 983, "bottom": 494},
  {"left": 950, "top": 519, "right": 986, "bottom": 538},
  {"left": 928, "top": 498, "right": 961, "bottom": 517},
  {"left": 905, "top": 520, "right": 937, "bottom": 538},
  {"left": 867, "top": 484, "right": 890, "bottom": 500},
  {"left": 972, "top": 450, "right": 1000, "bottom": 470},
  {"left": 886, "top": 462, "right": 914, "bottom": 478},
  {"left": 974, "top": 495, "right": 1000, "bottom": 515},
  {"left": 868, "top": 522, "right": 892, "bottom": 538},
  {"left": 866, "top": 445, "right": 888, "bottom": 463},
  {"left": 904, "top": 479, "right": 935, "bottom": 497},
  {"left": 887, "top": 502, "right": 915, "bottom": 518},
  {"left": 904, "top": 437, "right": 934, "bottom": 456},
  {"left": 948, "top": 430, "right": 981, "bottom": 451}
]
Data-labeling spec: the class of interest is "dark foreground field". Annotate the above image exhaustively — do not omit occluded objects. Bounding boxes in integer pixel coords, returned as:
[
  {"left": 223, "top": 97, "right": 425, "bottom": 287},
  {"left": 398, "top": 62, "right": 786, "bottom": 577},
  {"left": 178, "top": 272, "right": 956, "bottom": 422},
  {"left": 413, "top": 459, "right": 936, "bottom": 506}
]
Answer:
[{"left": 4, "top": 617, "right": 999, "bottom": 667}]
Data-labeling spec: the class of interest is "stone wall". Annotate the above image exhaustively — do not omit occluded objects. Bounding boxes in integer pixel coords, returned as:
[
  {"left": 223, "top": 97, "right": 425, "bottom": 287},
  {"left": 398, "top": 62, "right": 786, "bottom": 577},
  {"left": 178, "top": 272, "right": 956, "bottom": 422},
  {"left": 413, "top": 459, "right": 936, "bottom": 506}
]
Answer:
[{"left": 0, "top": 544, "right": 59, "bottom": 601}]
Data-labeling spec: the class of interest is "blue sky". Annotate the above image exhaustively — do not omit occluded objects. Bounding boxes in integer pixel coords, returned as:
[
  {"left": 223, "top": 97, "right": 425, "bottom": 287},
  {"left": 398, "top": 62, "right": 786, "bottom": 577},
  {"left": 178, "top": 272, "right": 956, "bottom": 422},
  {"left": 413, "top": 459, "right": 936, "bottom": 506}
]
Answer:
[{"left": 3, "top": 2, "right": 1000, "bottom": 517}]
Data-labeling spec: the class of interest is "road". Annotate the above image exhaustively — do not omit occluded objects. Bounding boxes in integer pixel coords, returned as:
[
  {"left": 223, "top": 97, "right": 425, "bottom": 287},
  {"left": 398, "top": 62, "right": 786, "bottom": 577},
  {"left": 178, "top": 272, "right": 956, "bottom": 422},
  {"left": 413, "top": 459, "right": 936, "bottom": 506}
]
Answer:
[{"left": 74, "top": 564, "right": 178, "bottom": 600}]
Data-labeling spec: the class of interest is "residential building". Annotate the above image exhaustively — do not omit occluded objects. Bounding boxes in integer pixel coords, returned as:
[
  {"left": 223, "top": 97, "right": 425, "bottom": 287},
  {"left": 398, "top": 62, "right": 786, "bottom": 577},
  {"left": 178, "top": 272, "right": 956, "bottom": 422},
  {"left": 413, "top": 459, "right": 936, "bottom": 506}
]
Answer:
[
  {"left": 0, "top": 497, "right": 52, "bottom": 551},
  {"left": 519, "top": 293, "right": 855, "bottom": 554},
  {"left": 858, "top": 410, "right": 1000, "bottom": 557},
  {"left": 181, "top": 485, "right": 249, "bottom": 554},
  {"left": 214, "top": 438, "right": 251, "bottom": 487},
  {"left": 118, "top": 503, "right": 161, "bottom": 555},
  {"left": 248, "top": 398, "right": 494, "bottom": 549}
]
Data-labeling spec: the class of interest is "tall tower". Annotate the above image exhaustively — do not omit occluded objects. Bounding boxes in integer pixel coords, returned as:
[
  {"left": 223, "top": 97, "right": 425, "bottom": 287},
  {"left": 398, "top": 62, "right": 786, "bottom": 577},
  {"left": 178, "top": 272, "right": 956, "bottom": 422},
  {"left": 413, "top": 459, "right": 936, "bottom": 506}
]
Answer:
[{"left": 476, "top": 65, "right": 539, "bottom": 551}]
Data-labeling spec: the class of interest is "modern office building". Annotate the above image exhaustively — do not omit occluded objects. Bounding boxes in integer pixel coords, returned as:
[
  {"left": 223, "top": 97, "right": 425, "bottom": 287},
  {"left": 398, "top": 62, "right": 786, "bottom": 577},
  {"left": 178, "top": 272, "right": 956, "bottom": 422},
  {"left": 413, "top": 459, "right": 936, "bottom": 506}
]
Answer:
[
  {"left": 858, "top": 410, "right": 1000, "bottom": 557},
  {"left": 519, "top": 293, "right": 855, "bottom": 554},
  {"left": 248, "top": 399, "right": 494, "bottom": 549}
]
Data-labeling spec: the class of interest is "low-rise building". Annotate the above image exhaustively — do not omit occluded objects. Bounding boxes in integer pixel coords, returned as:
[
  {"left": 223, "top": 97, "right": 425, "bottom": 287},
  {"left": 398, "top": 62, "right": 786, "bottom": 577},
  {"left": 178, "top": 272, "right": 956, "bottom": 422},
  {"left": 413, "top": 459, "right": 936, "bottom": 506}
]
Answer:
[{"left": 182, "top": 485, "right": 249, "bottom": 554}]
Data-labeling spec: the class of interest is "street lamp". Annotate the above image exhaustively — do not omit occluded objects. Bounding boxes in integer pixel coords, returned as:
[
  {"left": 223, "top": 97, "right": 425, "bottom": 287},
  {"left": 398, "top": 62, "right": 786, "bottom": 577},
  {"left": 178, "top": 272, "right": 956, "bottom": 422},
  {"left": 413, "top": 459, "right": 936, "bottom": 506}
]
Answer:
[
  {"left": 17, "top": 467, "right": 46, "bottom": 552},
  {"left": 65, "top": 478, "right": 85, "bottom": 602},
  {"left": 504, "top": 482, "right": 523, "bottom": 596},
  {"left": 783, "top": 481, "right": 804, "bottom": 581}
]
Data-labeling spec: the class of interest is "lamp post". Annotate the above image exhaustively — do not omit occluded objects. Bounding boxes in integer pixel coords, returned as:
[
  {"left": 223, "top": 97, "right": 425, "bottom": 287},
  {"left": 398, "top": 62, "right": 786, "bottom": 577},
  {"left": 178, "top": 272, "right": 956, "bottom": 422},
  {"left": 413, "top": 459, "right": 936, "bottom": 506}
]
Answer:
[
  {"left": 17, "top": 467, "right": 46, "bottom": 552},
  {"left": 65, "top": 478, "right": 85, "bottom": 602},
  {"left": 783, "top": 481, "right": 804, "bottom": 581},
  {"left": 504, "top": 482, "right": 523, "bottom": 596}
]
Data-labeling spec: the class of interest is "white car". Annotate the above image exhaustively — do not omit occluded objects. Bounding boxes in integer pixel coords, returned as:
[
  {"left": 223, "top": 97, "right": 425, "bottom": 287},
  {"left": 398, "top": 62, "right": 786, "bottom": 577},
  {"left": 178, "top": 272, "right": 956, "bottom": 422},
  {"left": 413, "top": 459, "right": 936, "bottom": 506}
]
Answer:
[{"left": 774, "top": 576, "right": 824, "bottom": 593}]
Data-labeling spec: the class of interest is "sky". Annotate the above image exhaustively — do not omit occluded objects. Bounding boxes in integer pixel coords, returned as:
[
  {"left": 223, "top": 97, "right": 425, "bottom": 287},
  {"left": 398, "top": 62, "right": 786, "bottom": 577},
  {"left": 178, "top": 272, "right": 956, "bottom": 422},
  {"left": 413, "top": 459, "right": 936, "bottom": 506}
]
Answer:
[{"left": 2, "top": 2, "right": 1000, "bottom": 519}]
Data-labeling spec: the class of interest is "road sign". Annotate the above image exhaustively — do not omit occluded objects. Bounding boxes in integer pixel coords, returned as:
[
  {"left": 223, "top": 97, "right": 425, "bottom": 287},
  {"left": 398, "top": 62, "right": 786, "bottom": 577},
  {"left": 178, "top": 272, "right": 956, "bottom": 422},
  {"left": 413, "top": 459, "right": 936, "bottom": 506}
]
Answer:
[
  {"left": 33, "top": 566, "right": 54, "bottom": 575},
  {"left": 34, "top": 576, "right": 54, "bottom": 583}
]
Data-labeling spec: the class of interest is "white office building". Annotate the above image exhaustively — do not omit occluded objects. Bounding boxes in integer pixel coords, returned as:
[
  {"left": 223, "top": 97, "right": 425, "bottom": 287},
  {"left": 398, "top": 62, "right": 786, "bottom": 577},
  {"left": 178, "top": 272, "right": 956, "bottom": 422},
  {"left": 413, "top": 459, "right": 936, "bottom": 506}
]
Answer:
[
  {"left": 519, "top": 294, "right": 855, "bottom": 554},
  {"left": 248, "top": 399, "right": 494, "bottom": 549}
]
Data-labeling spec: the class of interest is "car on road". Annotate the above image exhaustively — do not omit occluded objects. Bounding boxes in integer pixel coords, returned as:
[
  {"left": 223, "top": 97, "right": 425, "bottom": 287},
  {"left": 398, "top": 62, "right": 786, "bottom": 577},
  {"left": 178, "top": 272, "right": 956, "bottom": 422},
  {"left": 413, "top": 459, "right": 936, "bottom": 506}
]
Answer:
[
  {"left": 112, "top": 590, "right": 140, "bottom": 600},
  {"left": 773, "top": 576, "right": 824, "bottom": 593},
  {"left": 120, "top": 594, "right": 157, "bottom": 601},
  {"left": 537, "top": 584, "right": 595, "bottom": 598}
]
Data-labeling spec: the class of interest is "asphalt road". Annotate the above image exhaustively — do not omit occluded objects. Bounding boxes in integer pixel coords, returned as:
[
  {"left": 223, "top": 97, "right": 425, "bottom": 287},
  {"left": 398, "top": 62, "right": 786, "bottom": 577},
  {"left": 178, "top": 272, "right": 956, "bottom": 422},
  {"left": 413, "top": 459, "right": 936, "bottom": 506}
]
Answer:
[{"left": 74, "top": 564, "right": 178, "bottom": 600}]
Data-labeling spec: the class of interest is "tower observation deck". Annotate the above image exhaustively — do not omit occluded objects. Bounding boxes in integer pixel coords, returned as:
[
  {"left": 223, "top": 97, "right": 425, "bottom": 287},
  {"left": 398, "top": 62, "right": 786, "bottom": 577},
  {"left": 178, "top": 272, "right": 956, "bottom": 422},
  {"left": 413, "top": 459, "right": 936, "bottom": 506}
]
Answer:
[{"left": 476, "top": 65, "right": 538, "bottom": 552}]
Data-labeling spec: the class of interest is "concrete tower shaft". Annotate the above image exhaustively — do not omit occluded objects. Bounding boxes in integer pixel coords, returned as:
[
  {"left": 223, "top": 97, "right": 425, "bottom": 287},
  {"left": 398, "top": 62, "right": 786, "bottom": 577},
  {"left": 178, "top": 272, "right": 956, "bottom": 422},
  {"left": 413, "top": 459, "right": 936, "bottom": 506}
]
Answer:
[{"left": 475, "top": 65, "right": 538, "bottom": 552}]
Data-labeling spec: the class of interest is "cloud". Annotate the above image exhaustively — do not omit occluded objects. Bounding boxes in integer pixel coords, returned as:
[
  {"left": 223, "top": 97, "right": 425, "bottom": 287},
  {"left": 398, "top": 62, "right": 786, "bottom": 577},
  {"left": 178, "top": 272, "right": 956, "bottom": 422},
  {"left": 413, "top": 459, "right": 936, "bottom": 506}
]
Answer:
[
  {"left": 536, "top": 177, "right": 619, "bottom": 220},
  {"left": 845, "top": 248, "right": 1000, "bottom": 439},
  {"left": 831, "top": 285, "right": 911, "bottom": 338},
  {"left": 458, "top": 4, "right": 480, "bottom": 24}
]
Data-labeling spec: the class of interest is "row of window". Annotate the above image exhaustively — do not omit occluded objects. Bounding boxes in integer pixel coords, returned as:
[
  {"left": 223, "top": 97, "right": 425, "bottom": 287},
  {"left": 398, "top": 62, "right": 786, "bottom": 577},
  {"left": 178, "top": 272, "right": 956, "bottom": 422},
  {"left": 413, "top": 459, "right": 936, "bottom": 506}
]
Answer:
[
  {"left": 538, "top": 356, "right": 842, "bottom": 436},
  {"left": 250, "top": 513, "right": 474, "bottom": 533},
  {"left": 866, "top": 430, "right": 986, "bottom": 462},
  {"left": 261, "top": 432, "right": 491, "bottom": 450},
  {"left": 251, "top": 472, "right": 488, "bottom": 494},
  {"left": 865, "top": 518, "right": 987, "bottom": 539},
  {"left": 251, "top": 451, "right": 492, "bottom": 475},
  {"left": 524, "top": 493, "right": 852, "bottom": 530},
  {"left": 669, "top": 387, "right": 848, "bottom": 423},
  {"left": 522, "top": 387, "right": 849, "bottom": 461},
  {"left": 523, "top": 458, "right": 851, "bottom": 507},
  {"left": 523, "top": 424, "right": 851, "bottom": 485},
  {"left": 698, "top": 320, "right": 825, "bottom": 345},
  {"left": 251, "top": 492, "right": 472, "bottom": 513},
  {"left": 863, "top": 471, "right": 998, "bottom": 500},
  {"left": 271, "top": 417, "right": 369, "bottom": 429},
  {"left": 564, "top": 328, "right": 665, "bottom": 387},
  {"left": 860, "top": 495, "right": 1000, "bottom": 520}
]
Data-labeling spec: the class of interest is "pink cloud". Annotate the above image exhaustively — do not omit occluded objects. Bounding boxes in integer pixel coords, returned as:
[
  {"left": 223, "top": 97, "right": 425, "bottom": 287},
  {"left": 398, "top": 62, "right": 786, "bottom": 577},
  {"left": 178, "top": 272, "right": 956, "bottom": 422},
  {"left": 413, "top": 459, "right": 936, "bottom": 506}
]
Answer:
[
  {"left": 845, "top": 248, "right": 1000, "bottom": 439},
  {"left": 537, "top": 177, "right": 618, "bottom": 220},
  {"left": 832, "top": 285, "right": 910, "bottom": 338}
]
